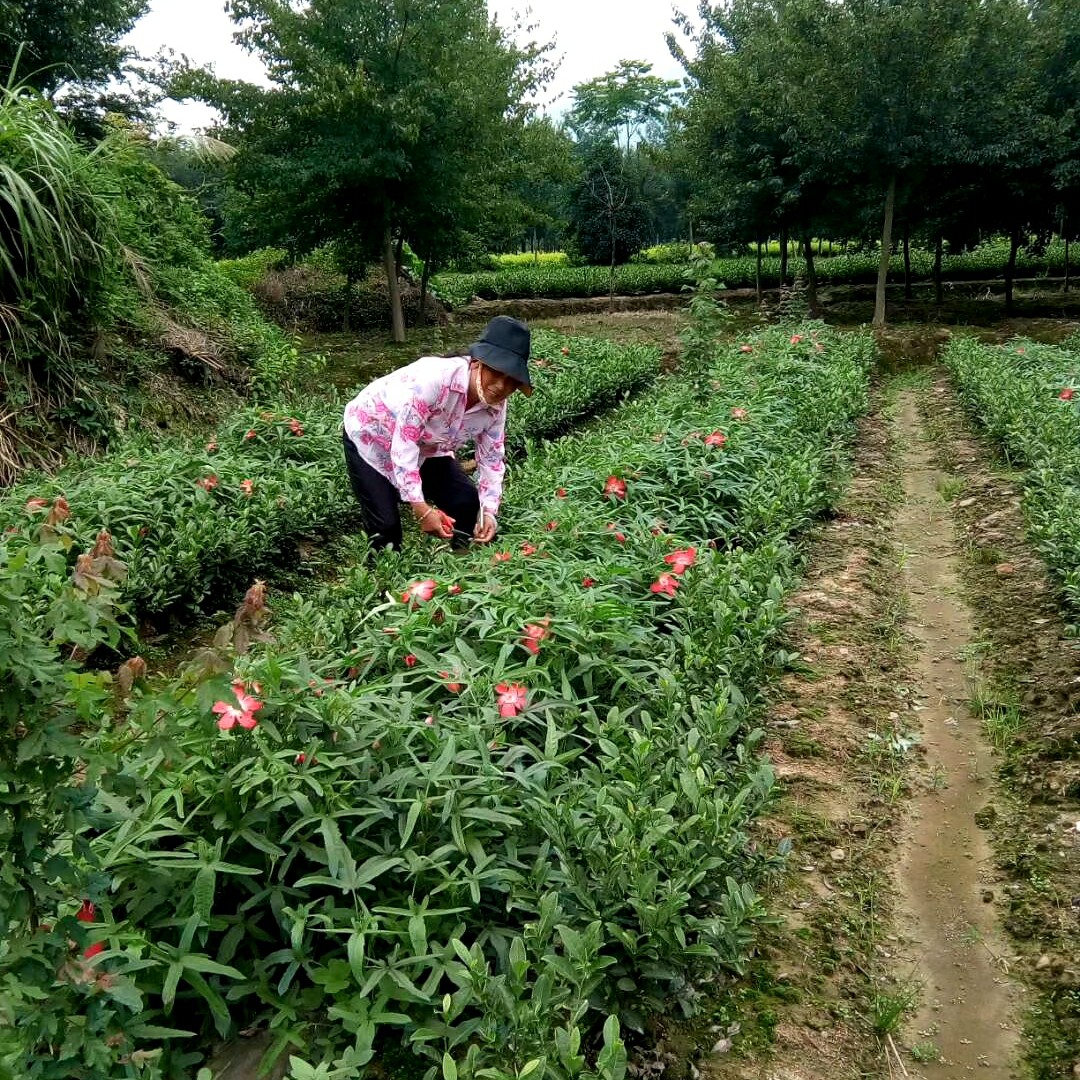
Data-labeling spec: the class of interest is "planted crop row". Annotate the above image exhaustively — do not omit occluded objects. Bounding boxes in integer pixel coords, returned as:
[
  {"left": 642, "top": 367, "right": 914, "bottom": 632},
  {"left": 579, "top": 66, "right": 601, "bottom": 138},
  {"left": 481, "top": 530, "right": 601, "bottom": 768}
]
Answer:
[
  {"left": 37, "top": 327, "right": 874, "bottom": 1079},
  {"left": 943, "top": 336, "right": 1080, "bottom": 616},
  {"left": 433, "top": 241, "right": 1077, "bottom": 309},
  {"left": 1, "top": 331, "right": 659, "bottom": 623}
]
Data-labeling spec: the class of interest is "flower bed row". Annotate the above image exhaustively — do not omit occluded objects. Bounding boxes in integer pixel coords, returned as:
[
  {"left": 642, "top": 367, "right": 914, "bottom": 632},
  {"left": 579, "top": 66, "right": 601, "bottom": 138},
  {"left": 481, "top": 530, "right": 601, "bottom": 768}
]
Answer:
[
  {"left": 432, "top": 240, "right": 1077, "bottom": 309},
  {"left": 1, "top": 331, "right": 660, "bottom": 624},
  {"left": 23, "top": 326, "right": 875, "bottom": 1079},
  {"left": 943, "top": 336, "right": 1080, "bottom": 616}
]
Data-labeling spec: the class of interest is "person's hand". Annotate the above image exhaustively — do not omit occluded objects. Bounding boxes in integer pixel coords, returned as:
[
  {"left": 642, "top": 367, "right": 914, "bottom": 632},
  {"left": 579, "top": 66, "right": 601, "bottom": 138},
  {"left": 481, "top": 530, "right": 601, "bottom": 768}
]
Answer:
[
  {"left": 412, "top": 502, "right": 454, "bottom": 539},
  {"left": 473, "top": 510, "right": 498, "bottom": 544}
]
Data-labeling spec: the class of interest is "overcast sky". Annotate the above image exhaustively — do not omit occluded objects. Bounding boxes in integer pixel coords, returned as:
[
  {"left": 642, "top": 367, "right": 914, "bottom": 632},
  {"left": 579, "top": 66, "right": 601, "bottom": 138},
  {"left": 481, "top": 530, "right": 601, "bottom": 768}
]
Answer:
[{"left": 122, "top": 0, "right": 697, "bottom": 132}]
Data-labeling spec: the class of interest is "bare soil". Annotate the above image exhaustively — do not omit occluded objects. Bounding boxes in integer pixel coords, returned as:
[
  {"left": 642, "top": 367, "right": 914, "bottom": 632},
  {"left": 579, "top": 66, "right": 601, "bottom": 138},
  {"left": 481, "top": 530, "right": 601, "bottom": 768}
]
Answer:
[{"left": 891, "top": 391, "right": 1021, "bottom": 1076}]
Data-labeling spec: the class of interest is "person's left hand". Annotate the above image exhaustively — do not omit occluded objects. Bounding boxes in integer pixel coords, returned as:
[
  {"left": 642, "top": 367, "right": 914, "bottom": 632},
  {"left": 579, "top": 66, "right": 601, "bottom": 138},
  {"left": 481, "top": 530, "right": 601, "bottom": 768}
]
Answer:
[{"left": 473, "top": 510, "right": 498, "bottom": 544}]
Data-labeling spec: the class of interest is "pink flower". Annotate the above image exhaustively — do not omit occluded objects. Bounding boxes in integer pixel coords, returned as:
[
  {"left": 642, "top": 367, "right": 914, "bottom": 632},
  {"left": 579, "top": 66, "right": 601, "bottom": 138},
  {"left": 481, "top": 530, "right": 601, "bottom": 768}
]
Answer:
[
  {"left": 288, "top": 418, "right": 304, "bottom": 436},
  {"left": 556, "top": 488, "right": 568, "bottom": 498},
  {"left": 582, "top": 577, "right": 595, "bottom": 588},
  {"left": 560, "top": 346, "right": 569, "bottom": 356},
  {"left": 404, "top": 654, "right": 418, "bottom": 668},
  {"left": 424, "top": 715, "right": 436, "bottom": 727},
  {"left": 402, "top": 578, "right": 438, "bottom": 604},
  {"left": 495, "top": 682, "right": 528, "bottom": 718},
  {"left": 521, "top": 619, "right": 551, "bottom": 656},
  {"left": 790, "top": 334, "right": 803, "bottom": 344},
  {"left": 664, "top": 547, "right": 697, "bottom": 575},
  {"left": 244, "top": 429, "right": 257, "bottom": 440},
  {"left": 214, "top": 682, "right": 263, "bottom": 730},
  {"left": 604, "top": 476, "right": 627, "bottom": 499},
  {"left": 520, "top": 542, "right": 538, "bottom": 555},
  {"left": 546, "top": 521, "right": 559, "bottom": 531},
  {"left": 739, "top": 344, "right": 753, "bottom": 354},
  {"left": 650, "top": 573, "right": 679, "bottom": 597},
  {"left": 1059, "top": 388, "right": 1075, "bottom": 401},
  {"left": 447, "top": 584, "right": 462, "bottom": 595},
  {"left": 731, "top": 407, "right": 748, "bottom": 420},
  {"left": 492, "top": 551, "right": 511, "bottom": 563},
  {"left": 206, "top": 439, "right": 219, "bottom": 452},
  {"left": 196, "top": 474, "right": 219, "bottom": 491},
  {"left": 606, "top": 523, "right": 626, "bottom": 544},
  {"left": 1016, "top": 347, "right": 1026, "bottom": 355},
  {"left": 704, "top": 431, "right": 727, "bottom": 448},
  {"left": 239, "top": 479, "right": 254, "bottom": 496},
  {"left": 23, "top": 497, "right": 49, "bottom": 514}
]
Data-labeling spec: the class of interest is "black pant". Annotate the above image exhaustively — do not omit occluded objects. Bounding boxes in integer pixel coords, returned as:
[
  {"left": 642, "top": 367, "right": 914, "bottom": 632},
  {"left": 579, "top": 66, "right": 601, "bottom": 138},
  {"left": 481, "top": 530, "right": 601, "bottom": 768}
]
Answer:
[{"left": 342, "top": 429, "right": 480, "bottom": 551}]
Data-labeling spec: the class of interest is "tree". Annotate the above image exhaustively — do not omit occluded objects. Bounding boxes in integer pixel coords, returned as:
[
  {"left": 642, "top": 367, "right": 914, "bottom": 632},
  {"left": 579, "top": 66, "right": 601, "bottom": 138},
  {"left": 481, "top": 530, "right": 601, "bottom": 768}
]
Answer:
[
  {"left": 0, "top": 0, "right": 153, "bottom": 135},
  {"left": 568, "top": 59, "right": 680, "bottom": 154},
  {"left": 174, "top": 0, "right": 549, "bottom": 341},
  {"left": 567, "top": 139, "right": 650, "bottom": 277}
]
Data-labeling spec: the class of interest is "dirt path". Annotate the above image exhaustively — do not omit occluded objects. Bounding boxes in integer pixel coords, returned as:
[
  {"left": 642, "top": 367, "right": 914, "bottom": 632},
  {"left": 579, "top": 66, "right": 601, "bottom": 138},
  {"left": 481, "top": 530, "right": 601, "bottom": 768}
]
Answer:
[{"left": 892, "top": 391, "right": 1021, "bottom": 1076}]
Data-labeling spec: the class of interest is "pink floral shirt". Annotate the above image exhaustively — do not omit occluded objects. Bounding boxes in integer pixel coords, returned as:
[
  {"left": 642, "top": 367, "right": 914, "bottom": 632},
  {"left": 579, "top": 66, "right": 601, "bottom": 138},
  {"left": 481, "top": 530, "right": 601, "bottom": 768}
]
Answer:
[{"left": 343, "top": 356, "right": 507, "bottom": 514}]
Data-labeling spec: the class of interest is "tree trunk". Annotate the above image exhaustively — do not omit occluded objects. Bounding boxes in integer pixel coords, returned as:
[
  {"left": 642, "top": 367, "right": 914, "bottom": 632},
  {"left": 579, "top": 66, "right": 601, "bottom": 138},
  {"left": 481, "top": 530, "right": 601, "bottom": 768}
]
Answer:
[
  {"left": 802, "top": 235, "right": 819, "bottom": 317},
  {"left": 394, "top": 235, "right": 405, "bottom": 280},
  {"left": 934, "top": 233, "right": 943, "bottom": 309},
  {"left": 342, "top": 269, "right": 353, "bottom": 333},
  {"left": 383, "top": 227, "right": 406, "bottom": 343},
  {"left": 817, "top": 236, "right": 823, "bottom": 257},
  {"left": 872, "top": 175, "right": 896, "bottom": 328},
  {"left": 609, "top": 209, "right": 617, "bottom": 313},
  {"left": 903, "top": 226, "right": 912, "bottom": 300},
  {"left": 779, "top": 224, "right": 789, "bottom": 287},
  {"left": 1065, "top": 232, "right": 1071, "bottom": 294},
  {"left": 1004, "top": 226, "right": 1020, "bottom": 314},
  {"left": 418, "top": 248, "right": 433, "bottom": 328},
  {"left": 755, "top": 239, "right": 763, "bottom": 306}
]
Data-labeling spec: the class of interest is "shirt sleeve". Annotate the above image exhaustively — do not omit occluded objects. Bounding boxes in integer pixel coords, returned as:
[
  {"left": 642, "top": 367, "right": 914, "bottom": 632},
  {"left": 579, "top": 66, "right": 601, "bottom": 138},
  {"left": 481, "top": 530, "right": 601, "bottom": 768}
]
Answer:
[
  {"left": 474, "top": 405, "right": 507, "bottom": 515},
  {"left": 389, "top": 382, "right": 441, "bottom": 504}
]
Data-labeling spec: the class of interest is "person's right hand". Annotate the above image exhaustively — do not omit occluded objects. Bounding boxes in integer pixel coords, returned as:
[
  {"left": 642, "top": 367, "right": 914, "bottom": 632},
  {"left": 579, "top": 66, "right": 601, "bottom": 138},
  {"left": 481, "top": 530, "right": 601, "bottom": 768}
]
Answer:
[{"left": 412, "top": 502, "right": 454, "bottom": 539}]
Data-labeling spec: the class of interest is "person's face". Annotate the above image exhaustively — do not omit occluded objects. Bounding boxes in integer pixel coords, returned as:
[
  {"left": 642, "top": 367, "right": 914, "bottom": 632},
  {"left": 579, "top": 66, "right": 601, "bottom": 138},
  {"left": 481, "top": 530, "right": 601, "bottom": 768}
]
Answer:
[{"left": 478, "top": 363, "right": 521, "bottom": 404}]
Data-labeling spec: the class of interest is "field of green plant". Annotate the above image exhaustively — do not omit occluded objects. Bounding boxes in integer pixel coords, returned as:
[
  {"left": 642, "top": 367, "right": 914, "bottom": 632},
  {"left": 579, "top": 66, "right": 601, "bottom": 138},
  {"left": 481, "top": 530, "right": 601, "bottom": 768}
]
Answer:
[
  {"left": 0, "top": 332, "right": 659, "bottom": 626},
  {"left": 0, "top": 323, "right": 872, "bottom": 1079},
  {"left": 943, "top": 336, "right": 1080, "bottom": 617},
  {"left": 432, "top": 239, "right": 1076, "bottom": 309}
]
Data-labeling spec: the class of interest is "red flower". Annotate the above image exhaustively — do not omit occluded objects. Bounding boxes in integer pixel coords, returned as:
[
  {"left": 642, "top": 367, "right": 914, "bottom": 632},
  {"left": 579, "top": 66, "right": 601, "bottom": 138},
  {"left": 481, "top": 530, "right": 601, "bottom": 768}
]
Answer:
[
  {"left": 581, "top": 577, "right": 595, "bottom": 588},
  {"left": 239, "top": 479, "right": 254, "bottom": 496},
  {"left": 556, "top": 488, "right": 568, "bottom": 498},
  {"left": 196, "top": 474, "right": 219, "bottom": 491},
  {"left": 704, "top": 431, "right": 727, "bottom": 448},
  {"left": 288, "top": 418, "right": 305, "bottom": 436},
  {"left": 83, "top": 942, "right": 105, "bottom": 959},
  {"left": 48, "top": 496, "right": 70, "bottom": 523},
  {"left": 731, "top": 407, "right": 748, "bottom": 420},
  {"left": 606, "top": 523, "right": 626, "bottom": 543},
  {"left": 520, "top": 542, "right": 538, "bottom": 555},
  {"left": 295, "top": 752, "right": 318, "bottom": 765},
  {"left": 402, "top": 578, "right": 438, "bottom": 604},
  {"left": 404, "top": 654, "right": 418, "bottom": 668},
  {"left": 1059, "top": 387, "right": 1075, "bottom": 401},
  {"left": 521, "top": 618, "right": 551, "bottom": 656},
  {"left": 447, "top": 584, "right": 462, "bottom": 595},
  {"left": 206, "top": 439, "right": 219, "bottom": 452},
  {"left": 790, "top": 334, "right": 803, "bottom": 344},
  {"left": 604, "top": 476, "right": 627, "bottom": 499},
  {"left": 492, "top": 551, "right": 511, "bottom": 563},
  {"left": 23, "top": 497, "right": 50, "bottom": 514},
  {"left": 495, "top": 682, "right": 528, "bottom": 717},
  {"left": 546, "top": 521, "right": 559, "bottom": 531},
  {"left": 664, "top": 547, "right": 697, "bottom": 575},
  {"left": 739, "top": 344, "right": 753, "bottom": 354},
  {"left": 77, "top": 900, "right": 95, "bottom": 923},
  {"left": 244, "top": 429, "right": 257, "bottom": 440},
  {"left": 439, "top": 671, "right": 463, "bottom": 693},
  {"left": 650, "top": 573, "right": 679, "bottom": 597},
  {"left": 560, "top": 346, "right": 570, "bottom": 356}
]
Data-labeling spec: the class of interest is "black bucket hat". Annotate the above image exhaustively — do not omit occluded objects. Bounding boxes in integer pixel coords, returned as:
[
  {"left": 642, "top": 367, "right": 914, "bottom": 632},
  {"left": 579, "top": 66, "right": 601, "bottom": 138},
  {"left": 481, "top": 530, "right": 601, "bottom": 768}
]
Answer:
[{"left": 470, "top": 315, "right": 533, "bottom": 396}]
